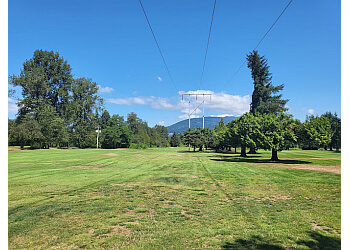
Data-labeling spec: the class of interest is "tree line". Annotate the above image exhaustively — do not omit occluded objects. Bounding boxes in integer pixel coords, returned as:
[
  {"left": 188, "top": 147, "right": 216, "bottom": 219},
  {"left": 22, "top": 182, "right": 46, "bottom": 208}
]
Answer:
[
  {"left": 8, "top": 49, "right": 340, "bottom": 157},
  {"left": 8, "top": 50, "right": 169, "bottom": 149}
]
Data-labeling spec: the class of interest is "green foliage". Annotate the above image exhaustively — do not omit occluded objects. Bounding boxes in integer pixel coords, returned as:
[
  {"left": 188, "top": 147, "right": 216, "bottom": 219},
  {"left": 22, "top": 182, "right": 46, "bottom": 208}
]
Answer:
[
  {"left": 236, "top": 113, "right": 261, "bottom": 157},
  {"left": 150, "top": 125, "right": 169, "bottom": 147},
  {"left": 183, "top": 128, "right": 204, "bottom": 151},
  {"left": 170, "top": 132, "right": 181, "bottom": 147},
  {"left": 226, "top": 119, "right": 240, "bottom": 152},
  {"left": 100, "top": 115, "right": 131, "bottom": 149},
  {"left": 9, "top": 50, "right": 104, "bottom": 149},
  {"left": 10, "top": 49, "right": 73, "bottom": 120},
  {"left": 100, "top": 110, "right": 111, "bottom": 130},
  {"left": 70, "top": 77, "right": 103, "bottom": 148},
  {"left": 213, "top": 118, "right": 228, "bottom": 151},
  {"left": 296, "top": 115, "right": 332, "bottom": 150},
  {"left": 259, "top": 113, "right": 297, "bottom": 161},
  {"left": 9, "top": 118, "right": 44, "bottom": 149},
  {"left": 247, "top": 50, "right": 288, "bottom": 115},
  {"left": 322, "top": 112, "right": 341, "bottom": 151}
]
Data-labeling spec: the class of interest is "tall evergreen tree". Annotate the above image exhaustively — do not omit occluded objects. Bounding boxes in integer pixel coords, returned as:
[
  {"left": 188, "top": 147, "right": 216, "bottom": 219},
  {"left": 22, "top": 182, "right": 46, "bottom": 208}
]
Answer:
[{"left": 247, "top": 50, "right": 288, "bottom": 115}]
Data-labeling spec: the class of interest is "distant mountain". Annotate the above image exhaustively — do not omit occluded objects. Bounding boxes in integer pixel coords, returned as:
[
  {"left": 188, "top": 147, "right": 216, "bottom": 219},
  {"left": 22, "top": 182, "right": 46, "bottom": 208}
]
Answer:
[{"left": 167, "top": 116, "right": 237, "bottom": 134}]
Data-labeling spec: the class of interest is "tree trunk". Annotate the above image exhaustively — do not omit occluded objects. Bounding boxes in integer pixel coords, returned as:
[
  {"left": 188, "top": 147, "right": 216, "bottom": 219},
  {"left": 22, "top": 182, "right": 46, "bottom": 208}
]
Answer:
[
  {"left": 248, "top": 147, "right": 257, "bottom": 154},
  {"left": 240, "top": 145, "right": 247, "bottom": 157},
  {"left": 234, "top": 145, "right": 237, "bottom": 153},
  {"left": 271, "top": 149, "right": 279, "bottom": 161}
]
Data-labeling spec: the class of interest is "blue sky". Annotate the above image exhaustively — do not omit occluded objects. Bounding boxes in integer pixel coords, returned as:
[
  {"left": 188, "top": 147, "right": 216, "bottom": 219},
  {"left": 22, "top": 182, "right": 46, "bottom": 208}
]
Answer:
[{"left": 7, "top": 0, "right": 341, "bottom": 127}]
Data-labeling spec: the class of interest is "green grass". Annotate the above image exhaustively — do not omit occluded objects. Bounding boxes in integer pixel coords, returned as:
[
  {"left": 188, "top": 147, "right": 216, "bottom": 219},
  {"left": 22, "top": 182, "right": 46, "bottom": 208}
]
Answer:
[{"left": 8, "top": 147, "right": 341, "bottom": 249}]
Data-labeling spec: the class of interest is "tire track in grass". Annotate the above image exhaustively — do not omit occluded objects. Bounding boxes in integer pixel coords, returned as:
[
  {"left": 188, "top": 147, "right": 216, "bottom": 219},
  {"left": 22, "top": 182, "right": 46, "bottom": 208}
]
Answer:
[{"left": 196, "top": 156, "right": 234, "bottom": 201}]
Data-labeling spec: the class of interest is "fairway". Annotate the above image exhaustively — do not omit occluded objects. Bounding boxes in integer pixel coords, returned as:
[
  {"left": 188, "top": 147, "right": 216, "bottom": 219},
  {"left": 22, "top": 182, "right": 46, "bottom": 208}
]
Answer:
[{"left": 8, "top": 148, "right": 341, "bottom": 249}]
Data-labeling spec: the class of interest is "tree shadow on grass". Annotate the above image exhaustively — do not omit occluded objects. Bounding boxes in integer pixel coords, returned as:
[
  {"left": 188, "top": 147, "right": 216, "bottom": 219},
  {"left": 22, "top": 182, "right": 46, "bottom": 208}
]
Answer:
[
  {"left": 222, "top": 235, "right": 284, "bottom": 249},
  {"left": 211, "top": 155, "right": 311, "bottom": 165},
  {"left": 296, "top": 231, "right": 341, "bottom": 250},
  {"left": 222, "top": 232, "right": 340, "bottom": 250}
]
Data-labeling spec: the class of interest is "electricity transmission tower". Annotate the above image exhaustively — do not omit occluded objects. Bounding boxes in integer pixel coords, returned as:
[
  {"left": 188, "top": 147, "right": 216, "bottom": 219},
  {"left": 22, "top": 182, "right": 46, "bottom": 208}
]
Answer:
[{"left": 182, "top": 93, "right": 212, "bottom": 150}]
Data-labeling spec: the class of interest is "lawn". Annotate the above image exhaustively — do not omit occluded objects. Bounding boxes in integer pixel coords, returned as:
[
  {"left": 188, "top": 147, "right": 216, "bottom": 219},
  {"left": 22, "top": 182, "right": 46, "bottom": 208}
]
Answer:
[{"left": 8, "top": 147, "right": 341, "bottom": 249}]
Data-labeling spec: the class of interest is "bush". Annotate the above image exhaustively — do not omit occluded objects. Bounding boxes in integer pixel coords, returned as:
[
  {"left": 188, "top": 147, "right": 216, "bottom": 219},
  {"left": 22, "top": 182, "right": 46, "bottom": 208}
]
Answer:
[{"left": 129, "top": 143, "right": 148, "bottom": 149}]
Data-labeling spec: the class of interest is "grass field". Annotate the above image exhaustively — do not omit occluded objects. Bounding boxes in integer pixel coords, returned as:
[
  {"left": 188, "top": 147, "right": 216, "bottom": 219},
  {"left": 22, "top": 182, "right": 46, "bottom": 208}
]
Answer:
[{"left": 8, "top": 147, "right": 341, "bottom": 249}]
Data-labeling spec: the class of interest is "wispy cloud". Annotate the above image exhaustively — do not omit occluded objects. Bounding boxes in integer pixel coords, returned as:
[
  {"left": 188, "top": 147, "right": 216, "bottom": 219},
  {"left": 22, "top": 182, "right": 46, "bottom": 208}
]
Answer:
[
  {"left": 98, "top": 85, "right": 114, "bottom": 94},
  {"left": 107, "top": 96, "right": 175, "bottom": 110}
]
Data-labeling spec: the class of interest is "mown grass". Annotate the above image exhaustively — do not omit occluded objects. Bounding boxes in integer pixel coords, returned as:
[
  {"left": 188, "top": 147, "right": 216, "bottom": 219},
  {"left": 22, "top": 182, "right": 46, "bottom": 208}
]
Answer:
[{"left": 8, "top": 147, "right": 341, "bottom": 249}]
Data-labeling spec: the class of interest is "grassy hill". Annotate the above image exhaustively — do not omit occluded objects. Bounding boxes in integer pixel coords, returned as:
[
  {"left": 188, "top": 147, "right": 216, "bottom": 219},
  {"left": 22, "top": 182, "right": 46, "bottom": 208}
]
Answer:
[{"left": 167, "top": 116, "right": 236, "bottom": 134}]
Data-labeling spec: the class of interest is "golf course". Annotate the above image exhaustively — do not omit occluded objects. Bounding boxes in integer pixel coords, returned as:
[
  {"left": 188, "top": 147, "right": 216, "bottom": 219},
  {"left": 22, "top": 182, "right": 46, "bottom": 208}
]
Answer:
[{"left": 8, "top": 147, "right": 341, "bottom": 249}]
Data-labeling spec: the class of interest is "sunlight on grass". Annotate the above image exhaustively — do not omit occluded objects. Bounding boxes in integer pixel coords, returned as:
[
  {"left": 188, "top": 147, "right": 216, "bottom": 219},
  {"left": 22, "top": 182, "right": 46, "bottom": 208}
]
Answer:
[{"left": 8, "top": 148, "right": 340, "bottom": 249}]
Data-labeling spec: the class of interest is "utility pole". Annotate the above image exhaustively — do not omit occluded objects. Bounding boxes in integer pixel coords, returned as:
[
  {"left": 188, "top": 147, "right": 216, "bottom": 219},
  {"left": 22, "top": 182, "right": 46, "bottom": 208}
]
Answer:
[{"left": 182, "top": 93, "right": 212, "bottom": 151}]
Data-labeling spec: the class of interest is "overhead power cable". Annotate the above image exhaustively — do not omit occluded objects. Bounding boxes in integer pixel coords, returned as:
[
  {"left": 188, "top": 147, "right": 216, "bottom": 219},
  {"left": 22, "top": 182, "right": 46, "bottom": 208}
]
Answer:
[
  {"left": 199, "top": 0, "right": 217, "bottom": 90},
  {"left": 138, "top": 0, "right": 179, "bottom": 92},
  {"left": 221, "top": 0, "right": 293, "bottom": 92}
]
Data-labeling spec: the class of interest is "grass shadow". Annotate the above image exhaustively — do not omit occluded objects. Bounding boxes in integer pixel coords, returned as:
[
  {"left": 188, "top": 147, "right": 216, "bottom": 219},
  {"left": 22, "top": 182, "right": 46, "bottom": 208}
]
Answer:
[
  {"left": 296, "top": 231, "right": 341, "bottom": 249},
  {"left": 222, "top": 235, "right": 284, "bottom": 249},
  {"left": 211, "top": 155, "right": 311, "bottom": 165},
  {"left": 222, "top": 232, "right": 340, "bottom": 250}
]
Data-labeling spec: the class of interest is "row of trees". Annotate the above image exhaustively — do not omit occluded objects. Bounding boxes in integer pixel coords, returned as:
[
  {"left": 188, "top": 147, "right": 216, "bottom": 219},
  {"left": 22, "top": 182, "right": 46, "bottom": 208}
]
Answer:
[
  {"left": 179, "top": 111, "right": 340, "bottom": 160},
  {"left": 8, "top": 50, "right": 169, "bottom": 149},
  {"left": 99, "top": 111, "right": 169, "bottom": 149},
  {"left": 180, "top": 50, "right": 341, "bottom": 160}
]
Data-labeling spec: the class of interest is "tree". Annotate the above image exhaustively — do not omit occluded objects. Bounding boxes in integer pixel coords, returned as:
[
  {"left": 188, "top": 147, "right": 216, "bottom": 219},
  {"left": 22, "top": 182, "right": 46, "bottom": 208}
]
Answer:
[
  {"left": 9, "top": 49, "right": 73, "bottom": 121},
  {"left": 127, "top": 112, "right": 151, "bottom": 146},
  {"left": 100, "top": 115, "right": 131, "bottom": 149},
  {"left": 183, "top": 128, "right": 204, "bottom": 152},
  {"left": 170, "top": 132, "right": 181, "bottom": 147},
  {"left": 70, "top": 77, "right": 103, "bottom": 148},
  {"left": 247, "top": 50, "right": 288, "bottom": 115},
  {"left": 236, "top": 113, "right": 261, "bottom": 157},
  {"left": 100, "top": 110, "right": 111, "bottom": 130},
  {"left": 150, "top": 125, "right": 169, "bottom": 147},
  {"left": 322, "top": 112, "right": 341, "bottom": 151},
  {"left": 260, "top": 113, "right": 296, "bottom": 161},
  {"left": 213, "top": 118, "right": 228, "bottom": 151},
  {"left": 35, "top": 104, "right": 68, "bottom": 148},
  {"left": 226, "top": 119, "right": 240, "bottom": 153},
  {"left": 9, "top": 119, "right": 44, "bottom": 149},
  {"left": 296, "top": 115, "right": 332, "bottom": 150}
]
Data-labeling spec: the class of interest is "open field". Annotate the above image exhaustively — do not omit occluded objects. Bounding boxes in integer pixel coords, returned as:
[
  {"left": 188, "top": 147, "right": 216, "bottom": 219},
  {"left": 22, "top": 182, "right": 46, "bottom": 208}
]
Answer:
[{"left": 8, "top": 147, "right": 341, "bottom": 249}]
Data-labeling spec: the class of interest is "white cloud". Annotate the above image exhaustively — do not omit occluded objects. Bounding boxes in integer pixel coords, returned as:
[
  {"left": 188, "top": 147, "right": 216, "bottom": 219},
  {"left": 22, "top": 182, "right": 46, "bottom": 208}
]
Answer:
[
  {"left": 178, "top": 90, "right": 250, "bottom": 116},
  {"left": 307, "top": 109, "right": 315, "bottom": 115},
  {"left": 158, "top": 121, "right": 165, "bottom": 126},
  {"left": 98, "top": 85, "right": 114, "bottom": 94},
  {"left": 209, "top": 114, "right": 235, "bottom": 118},
  {"left": 107, "top": 96, "right": 175, "bottom": 110},
  {"left": 8, "top": 98, "right": 18, "bottom": 114},
  {"left": 107, "top": 90, "right": 250, "bottom": 119},
  {"left": 157, "top": 76, "right": 163, "bottom": 82}
]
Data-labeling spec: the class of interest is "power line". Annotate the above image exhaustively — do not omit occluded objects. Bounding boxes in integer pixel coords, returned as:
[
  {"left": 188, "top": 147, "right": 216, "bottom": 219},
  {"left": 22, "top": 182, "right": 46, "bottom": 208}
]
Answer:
[
  {"left": 199, "top": 0, "right": 217, "bottom": 90},
  {"left": 138, "top": 0, "right": 179, "bottom": 92},
  {"left": 221, "top": 0, "right": 293, "bottom": 92}
]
